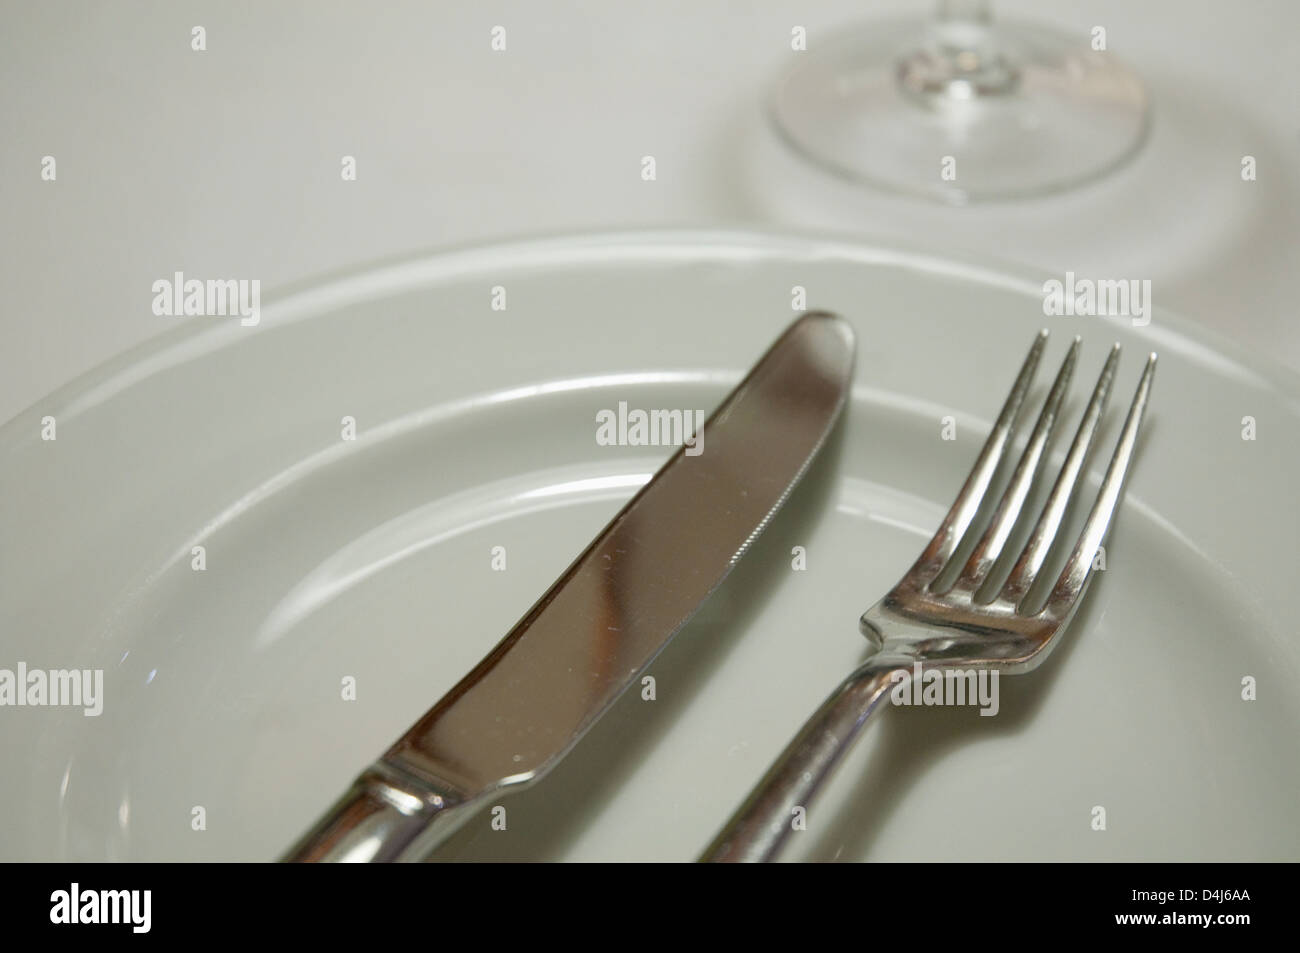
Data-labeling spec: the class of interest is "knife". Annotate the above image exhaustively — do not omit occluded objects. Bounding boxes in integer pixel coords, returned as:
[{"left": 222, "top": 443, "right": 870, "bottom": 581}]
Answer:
[{"left": 281, "top": 311, "right": 856, "bottom": 861}]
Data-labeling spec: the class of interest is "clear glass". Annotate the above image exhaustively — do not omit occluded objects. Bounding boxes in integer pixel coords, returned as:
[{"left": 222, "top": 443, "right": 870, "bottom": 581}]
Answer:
[{"left": 770, "top": 1, "right": 1150, "bottom": 203}]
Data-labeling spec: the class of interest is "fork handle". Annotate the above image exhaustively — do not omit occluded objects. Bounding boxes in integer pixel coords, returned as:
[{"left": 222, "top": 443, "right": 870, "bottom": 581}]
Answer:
[{"left": 700, "top": 657, "right": 912, "bottom": 862}]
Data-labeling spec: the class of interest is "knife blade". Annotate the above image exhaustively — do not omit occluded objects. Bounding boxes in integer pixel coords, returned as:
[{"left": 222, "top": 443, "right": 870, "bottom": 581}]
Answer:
[{"left": 282, "top": 310, "right": 856, "bottom": 861}]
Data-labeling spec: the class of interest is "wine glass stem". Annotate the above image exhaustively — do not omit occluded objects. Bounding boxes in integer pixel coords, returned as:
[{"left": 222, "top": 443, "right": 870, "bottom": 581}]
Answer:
[
  {"left": 931, "top": 0, "right": 997, "bottom": 63},
  {"left": 937, "top": 0, "right": 992, "bottom": 24},
  {"left": 898, "top": 0, "right": 1017, "bottom": 101}
]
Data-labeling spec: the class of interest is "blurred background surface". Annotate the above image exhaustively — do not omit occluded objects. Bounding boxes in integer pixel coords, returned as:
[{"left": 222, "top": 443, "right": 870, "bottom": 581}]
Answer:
[{"left": 2, "top": 0, "right": 1296, "bottom": 422}]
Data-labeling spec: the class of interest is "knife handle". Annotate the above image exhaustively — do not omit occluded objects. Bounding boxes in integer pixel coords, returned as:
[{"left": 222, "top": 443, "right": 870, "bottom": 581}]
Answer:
[
  {"left": 280, "top": 762, "right": 478, "bottom": 862},
  {"left": 699, "top": 657, "right": 911, "bottom": 862}
]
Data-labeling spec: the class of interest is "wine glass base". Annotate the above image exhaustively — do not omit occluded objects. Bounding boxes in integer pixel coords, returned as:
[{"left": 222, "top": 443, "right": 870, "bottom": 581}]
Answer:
[{"left": 770, "top": 19, "right": 1150, "bottom": 203}]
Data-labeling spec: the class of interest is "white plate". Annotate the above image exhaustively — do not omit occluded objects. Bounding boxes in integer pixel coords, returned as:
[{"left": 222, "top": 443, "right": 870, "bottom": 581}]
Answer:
[{"left": 2, "top": 230, "right": 1297, "bottom": 862}]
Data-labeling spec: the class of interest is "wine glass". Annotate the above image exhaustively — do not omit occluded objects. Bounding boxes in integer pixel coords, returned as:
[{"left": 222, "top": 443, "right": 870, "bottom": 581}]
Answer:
[{"left": 770, "top": 0, "right": 1150, "bottom": 203}]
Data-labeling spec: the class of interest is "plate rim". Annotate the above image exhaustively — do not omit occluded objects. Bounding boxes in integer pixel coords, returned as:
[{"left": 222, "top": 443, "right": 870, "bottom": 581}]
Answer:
[{"left": 3, "top": 226, "right": 1297, "bottom": 439}]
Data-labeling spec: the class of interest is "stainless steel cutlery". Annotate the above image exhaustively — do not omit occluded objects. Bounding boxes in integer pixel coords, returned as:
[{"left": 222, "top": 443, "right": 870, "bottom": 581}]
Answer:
[
  {"left": 702, "top": 331, "right": 1155, "bottom": 861},
  {"left": 283, "top": 320, "right": 1154, "bottom": 863},
  {"left": 283, "top": 311, "right": 856, "bottom": 861}
]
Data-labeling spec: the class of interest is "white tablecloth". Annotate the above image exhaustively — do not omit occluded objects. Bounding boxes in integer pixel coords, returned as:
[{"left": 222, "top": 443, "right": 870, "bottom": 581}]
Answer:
[{"left": 3, "top": 0, "right": 1296, "bottom": 422}]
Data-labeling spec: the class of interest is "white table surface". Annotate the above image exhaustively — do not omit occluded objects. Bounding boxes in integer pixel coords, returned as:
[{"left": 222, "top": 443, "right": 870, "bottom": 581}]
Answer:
[{"left": 3, "top": 0, "right": 1297, "bottom": 423}]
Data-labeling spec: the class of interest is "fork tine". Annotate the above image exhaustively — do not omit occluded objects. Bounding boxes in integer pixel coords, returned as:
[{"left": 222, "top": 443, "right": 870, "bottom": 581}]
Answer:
[
  {"left": 909, "top": 327, "right": 1050, "bottom": 579},
  {"left": 1046, "top": 352, "right": 1157, "bottom": 615},
  {"left": 910, "top": 330, "right": 1048, "bottom": 581},
  {"left": 955, "top": 337, "right": 1080, "bottom": 591},
  {"left": 1001, "top": 343, "right": 1120, "bottom": 605}
]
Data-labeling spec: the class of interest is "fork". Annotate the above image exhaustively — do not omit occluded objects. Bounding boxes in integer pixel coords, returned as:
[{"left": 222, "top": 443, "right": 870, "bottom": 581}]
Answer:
[{"left": 700, "top": 330, "right": 1156, "bottom": 862}]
